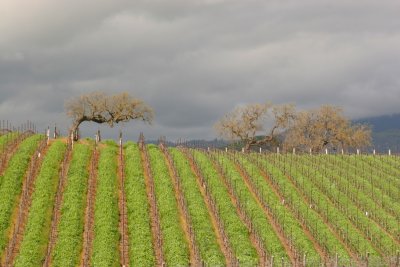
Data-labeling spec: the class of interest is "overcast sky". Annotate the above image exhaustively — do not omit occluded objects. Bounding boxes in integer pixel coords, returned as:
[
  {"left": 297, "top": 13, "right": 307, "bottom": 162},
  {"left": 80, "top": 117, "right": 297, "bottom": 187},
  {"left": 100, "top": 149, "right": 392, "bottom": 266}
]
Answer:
[{"left": 1, "top": 0, "right": 399, "bottom": 141}]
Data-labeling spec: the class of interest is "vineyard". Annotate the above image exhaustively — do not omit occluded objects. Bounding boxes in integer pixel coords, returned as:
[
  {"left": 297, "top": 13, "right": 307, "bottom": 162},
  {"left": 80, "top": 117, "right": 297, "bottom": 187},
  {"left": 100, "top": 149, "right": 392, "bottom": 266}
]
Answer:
[{"left": 0, "top": 128, "right": 399, "bottom": 266}]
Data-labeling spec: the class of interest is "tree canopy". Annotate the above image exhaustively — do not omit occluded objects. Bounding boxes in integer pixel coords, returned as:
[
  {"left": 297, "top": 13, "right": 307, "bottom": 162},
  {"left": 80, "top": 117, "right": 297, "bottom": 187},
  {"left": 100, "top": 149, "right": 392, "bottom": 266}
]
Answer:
[
  {"left": 215, "top": 103, "right": 296, "bottom": 151},
  {"left": 66, "top": 91, "right": 154, "bottom": 140},
  {"left": 284, "top": 105, "right": 371, "bottom": 152},
  {"left": 216, "top": 103, "right": 371, "bottom": 153}
]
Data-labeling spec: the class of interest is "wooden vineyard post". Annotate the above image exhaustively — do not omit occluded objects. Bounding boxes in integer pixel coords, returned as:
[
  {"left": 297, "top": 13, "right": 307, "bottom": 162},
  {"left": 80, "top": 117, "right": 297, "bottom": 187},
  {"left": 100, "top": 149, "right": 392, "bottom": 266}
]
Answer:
[{"left": 46, "top": 127, "right": 50, "bottom": 145}]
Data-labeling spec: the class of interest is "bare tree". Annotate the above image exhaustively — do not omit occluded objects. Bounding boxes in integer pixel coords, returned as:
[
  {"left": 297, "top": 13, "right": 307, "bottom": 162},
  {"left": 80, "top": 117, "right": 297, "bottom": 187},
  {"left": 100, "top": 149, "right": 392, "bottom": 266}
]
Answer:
[
  {"left": 215, "top": 103, "right": 296, "bottom": 152},
  {"left": 284, "top": 105, "right": 371, "bottom": 152},
  {"left": 66, "top": 91, "right": 154, "bottom": 140}
]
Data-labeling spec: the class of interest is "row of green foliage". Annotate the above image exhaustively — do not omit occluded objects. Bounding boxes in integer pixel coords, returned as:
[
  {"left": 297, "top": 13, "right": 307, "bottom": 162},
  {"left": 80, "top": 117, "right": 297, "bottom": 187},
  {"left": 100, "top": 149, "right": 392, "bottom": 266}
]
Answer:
[
  {"left": 329, "top": 155, "right": 400, "bottom": 216},
  {"left": 0, "top": 132, "right": 22, "bottom": 185},
  {"left": 364, "top": 155, "right": 400, "bottom": 181},
  {"left": 15, "top": 140, "right": 67, "bottom": 267},
  {"left": 251, "top": 154, "right": 351, "bottom": 259},
  {"left": 91, "top": 143, "right": 120, "bottom": 267},
  {"left": 192, "top": 150, "right": 259, "bottom": 266},
  {"left": 291, "top": 155, "right": 400, "bottom": 255},
  {"left": 0, "top": 132, "right": 19, "bottom": 152},
  {"left": 304, "top": 155, "right": 399, "bottom": 239},
  {"left": 328, "top": 155, "right": 399, "bottom": 203},
  {"left": 170, "top": 148, "right": 225, "bottom": 266},
  {"left": 239, "top": 156, "right": 321, "bottom": 261},
  {"left": 147, "top": 145, "right": 190, "bottom": 266},
  {"left": 214, "top": 153, "right": 289, "bottom": 261},
  {"left": 0, "top": 134, "right": 42, "bottom": 255},
  {"left": 124, "top": 142, "right": 155, "bottom": 266},
  {"left": 52, "top": 143, "right": 92, "bottom": 267},
  {"left": 267, "top": 154, "right": 380, "bottom": 257},
  {"left": 338, "top": 155, "right": 400, "bottom": 203}
]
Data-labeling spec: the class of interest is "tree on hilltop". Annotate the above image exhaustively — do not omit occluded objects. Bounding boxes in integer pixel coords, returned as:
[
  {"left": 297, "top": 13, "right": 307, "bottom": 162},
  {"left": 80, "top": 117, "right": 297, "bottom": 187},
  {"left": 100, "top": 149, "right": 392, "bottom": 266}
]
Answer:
[
  {"left": 215, "top": 103, "right": 296, "bottom": 152},
  {"left": 284, "top": 105, "right": 371, "bottom": 152},
  {"left": 66, "top": 91, "right": 154, "bottom": 140}
]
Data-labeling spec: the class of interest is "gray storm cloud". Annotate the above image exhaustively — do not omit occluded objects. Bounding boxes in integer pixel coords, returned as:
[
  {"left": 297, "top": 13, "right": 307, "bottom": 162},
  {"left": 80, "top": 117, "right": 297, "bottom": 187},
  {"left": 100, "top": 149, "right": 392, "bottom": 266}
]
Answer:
[{"left": 0, "top": 0, "right": 399, "bottom": 140}]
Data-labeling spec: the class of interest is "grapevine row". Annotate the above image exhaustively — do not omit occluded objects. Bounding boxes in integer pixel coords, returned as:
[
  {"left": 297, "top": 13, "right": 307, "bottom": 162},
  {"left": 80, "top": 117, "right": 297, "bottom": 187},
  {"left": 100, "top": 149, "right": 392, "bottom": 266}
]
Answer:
[
  {"left": 14, "top": 140, "right": 67, "bottom": 266},
  {"left": 52, "top": 143, "right": 92, "bottom": 266}
]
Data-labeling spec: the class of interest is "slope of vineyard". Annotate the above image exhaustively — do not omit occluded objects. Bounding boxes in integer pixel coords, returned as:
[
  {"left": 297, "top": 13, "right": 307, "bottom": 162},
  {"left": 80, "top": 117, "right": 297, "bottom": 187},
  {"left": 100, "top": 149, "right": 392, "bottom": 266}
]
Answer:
[
  {"left": 91, "top": 143, "right": 120, "bottom": 267},
  {"left": 14, "top": 140, "right": 67, "bottom": 267},
  {"left": 124, "top": 142, "right": 156, "bottom": 266},
  {"left": 0, "top": 134, "right": 43, "bottom": 257},
  {"left": 52, "top": 143, "right": 91, "bottom": 267},
  {"left": 0, "top": 135, "right": 398, "bottom": 266},
  {"left": 147, "top": 144, "right": 190, "bottom": 266}
]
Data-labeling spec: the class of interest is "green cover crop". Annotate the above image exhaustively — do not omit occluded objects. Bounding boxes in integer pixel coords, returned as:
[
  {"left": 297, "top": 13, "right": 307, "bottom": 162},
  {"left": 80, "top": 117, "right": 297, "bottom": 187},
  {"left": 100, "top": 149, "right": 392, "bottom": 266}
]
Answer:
[
  {"left": 192, "top": 150, "right": 258, "bottom": 266},
  {"left": 147, "top": 145, "right": 190, "bottom": 266},
  {"left": 52, "top": 143, "right": 91, "bottom": 267},
  {"left": 91, "top": 143, "right": 120, "bottom": 267},
  {"left": 0, "top": 134, "right": 42, "bottom": 256},
  {"left": 170, "top": 148, "right": 225, "bottom": 266},
  {"left": 124, "top": 142, "right": 155, "bottom": 266},
  {"left": 15, "top": 140, "right": 66, "bottom": 267}
]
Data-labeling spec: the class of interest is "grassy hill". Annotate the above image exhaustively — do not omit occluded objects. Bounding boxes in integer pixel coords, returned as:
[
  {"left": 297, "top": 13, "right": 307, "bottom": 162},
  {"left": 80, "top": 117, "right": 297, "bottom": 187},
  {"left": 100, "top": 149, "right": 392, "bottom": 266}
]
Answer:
[{"left": 0, "top": 133, "right": 398, "bottom": 266}]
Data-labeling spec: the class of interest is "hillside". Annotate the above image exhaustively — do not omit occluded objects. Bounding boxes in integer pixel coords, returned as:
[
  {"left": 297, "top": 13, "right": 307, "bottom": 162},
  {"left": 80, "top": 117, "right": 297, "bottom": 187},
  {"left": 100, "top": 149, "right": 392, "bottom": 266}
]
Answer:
[
  {"left": 355, "top": 113, "right": 400, "bottom": 151},
  {"left": 0, "top": 132, "right": 399, "bottom": 266}
]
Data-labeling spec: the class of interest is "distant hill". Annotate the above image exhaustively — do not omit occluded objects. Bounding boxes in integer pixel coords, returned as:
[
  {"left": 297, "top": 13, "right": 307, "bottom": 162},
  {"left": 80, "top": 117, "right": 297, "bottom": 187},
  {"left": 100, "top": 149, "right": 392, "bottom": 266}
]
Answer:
[
  {"left": 354, "top": 113, "right": 400, "bottom": 152},
  {"left": 354, "top": 113, "right": 400, "bottom": 132}
]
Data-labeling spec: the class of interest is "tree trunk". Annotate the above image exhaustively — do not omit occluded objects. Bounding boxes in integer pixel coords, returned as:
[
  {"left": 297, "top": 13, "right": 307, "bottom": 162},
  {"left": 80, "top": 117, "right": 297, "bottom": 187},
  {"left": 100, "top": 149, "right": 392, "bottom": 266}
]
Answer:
[
  {"left": 70, "top": 121, "right": 82, "bottom": 141},
  {"left": 244, "top": 142, "right": 251, "bottom": 153}
]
